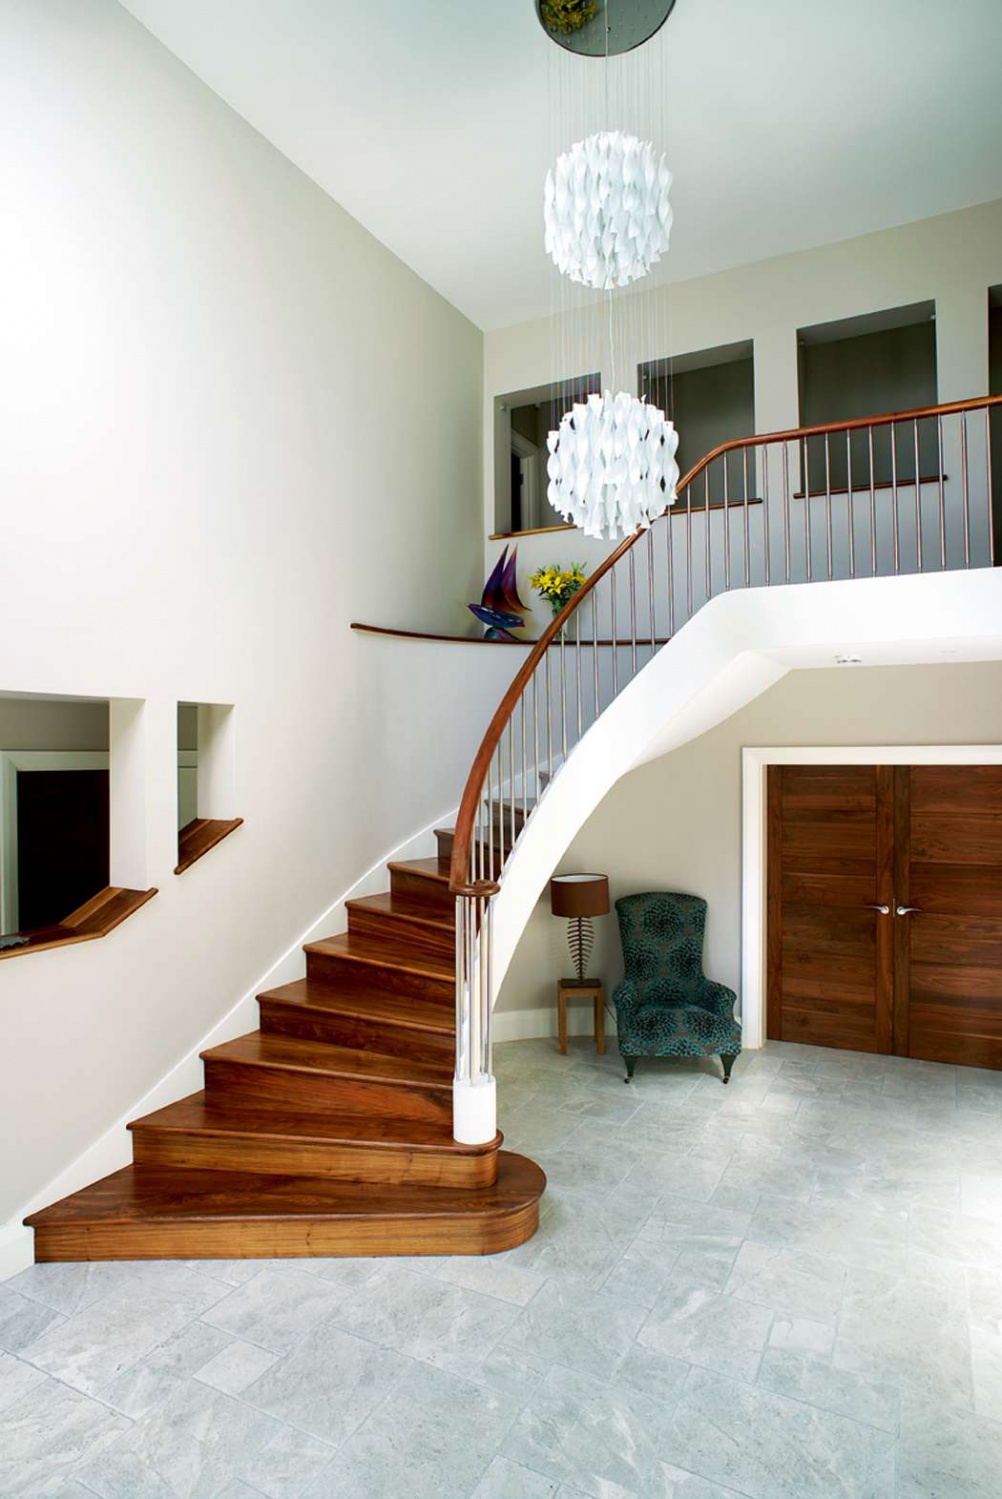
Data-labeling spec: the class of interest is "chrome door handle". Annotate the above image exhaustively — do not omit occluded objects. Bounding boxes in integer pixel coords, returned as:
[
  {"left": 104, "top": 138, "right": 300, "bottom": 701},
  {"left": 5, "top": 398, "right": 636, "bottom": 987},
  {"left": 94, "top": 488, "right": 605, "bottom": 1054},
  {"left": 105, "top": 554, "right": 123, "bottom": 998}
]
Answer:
[
  {"left": 896, "top": 906, "right": 923, "bottom": 916},
  {"left": 864, "top": 904, "right": 890, "bottom": 915}
]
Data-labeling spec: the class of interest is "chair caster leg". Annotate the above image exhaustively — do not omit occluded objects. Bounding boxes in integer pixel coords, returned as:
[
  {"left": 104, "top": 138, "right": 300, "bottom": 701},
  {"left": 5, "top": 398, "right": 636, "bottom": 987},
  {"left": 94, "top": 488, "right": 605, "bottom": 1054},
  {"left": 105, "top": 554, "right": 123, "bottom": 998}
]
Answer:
[
  {"left": 623, "top": 1056, "right": 637, "bottom": 1083},
  {"left": 721, "top": 1053, "right": 737, "bottom": 1085}
]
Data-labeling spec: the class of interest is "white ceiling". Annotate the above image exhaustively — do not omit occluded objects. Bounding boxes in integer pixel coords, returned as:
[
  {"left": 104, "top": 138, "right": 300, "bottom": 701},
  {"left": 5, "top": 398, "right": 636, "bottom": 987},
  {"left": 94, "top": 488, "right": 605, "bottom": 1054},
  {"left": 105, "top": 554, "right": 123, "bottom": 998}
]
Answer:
[{"left": 119, "top": 0, "right": 1002, "bottom": 331}]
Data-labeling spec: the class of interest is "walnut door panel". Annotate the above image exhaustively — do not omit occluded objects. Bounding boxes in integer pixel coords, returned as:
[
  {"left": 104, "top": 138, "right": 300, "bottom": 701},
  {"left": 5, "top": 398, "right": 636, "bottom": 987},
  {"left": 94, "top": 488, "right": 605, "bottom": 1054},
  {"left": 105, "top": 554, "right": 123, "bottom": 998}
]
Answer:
[
  {"left": 767, "top": 765, "right": 893, "bottom": 1053},
  {"left": 904, "top": 766, "right": 1002, "bottom": 1068}
]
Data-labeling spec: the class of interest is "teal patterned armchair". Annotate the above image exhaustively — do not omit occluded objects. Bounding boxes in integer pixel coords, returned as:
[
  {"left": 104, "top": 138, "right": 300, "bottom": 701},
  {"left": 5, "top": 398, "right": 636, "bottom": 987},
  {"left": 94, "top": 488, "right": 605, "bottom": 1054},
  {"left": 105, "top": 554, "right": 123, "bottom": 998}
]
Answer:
[{"left": 613, "top": 892, "right": 741, "bottom": 1083}]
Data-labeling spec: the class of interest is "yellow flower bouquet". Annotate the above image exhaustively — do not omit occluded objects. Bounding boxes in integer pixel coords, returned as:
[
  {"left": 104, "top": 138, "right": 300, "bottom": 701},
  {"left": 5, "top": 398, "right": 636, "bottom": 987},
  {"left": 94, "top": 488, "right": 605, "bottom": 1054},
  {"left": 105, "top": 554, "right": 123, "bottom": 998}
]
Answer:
[{"left": 529, "top": 562, "right": 587, "bottom": 620}]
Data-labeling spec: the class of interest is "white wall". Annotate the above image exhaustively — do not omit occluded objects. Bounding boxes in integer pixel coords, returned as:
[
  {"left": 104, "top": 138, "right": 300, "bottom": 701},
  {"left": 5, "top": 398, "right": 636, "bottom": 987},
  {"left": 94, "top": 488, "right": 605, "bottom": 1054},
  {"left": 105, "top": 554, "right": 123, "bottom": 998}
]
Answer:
[
  {"left": 498, "top": 660, "right": 1002, "bottom": 1030},
  {"left": 0, "top": 0, "right": 498, "bottom": 1250},
  {"left": 0, "top": 697, "right": 109, "bottom": 752},
  {"left": 486, "top": 199, "right": 1002, "bottom": 631}
]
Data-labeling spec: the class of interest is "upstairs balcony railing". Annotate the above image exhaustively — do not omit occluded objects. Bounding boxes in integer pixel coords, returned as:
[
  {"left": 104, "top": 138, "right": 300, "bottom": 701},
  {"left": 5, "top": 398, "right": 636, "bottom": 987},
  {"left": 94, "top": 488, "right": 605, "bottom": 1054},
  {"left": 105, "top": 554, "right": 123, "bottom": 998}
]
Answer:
[{"left": 448, "top": 394, "right": 1002, "bottom": 1142}]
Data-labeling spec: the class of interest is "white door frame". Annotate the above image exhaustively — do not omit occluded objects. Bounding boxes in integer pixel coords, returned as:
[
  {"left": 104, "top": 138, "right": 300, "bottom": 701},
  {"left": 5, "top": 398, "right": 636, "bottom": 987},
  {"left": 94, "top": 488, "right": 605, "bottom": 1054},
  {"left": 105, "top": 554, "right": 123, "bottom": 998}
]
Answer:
[
  {"left": 0, "top": 751, "right": 109, "bottom": 933},
  {"left": 741, "top": 743, "right": 1002, "bottom": 1050}
]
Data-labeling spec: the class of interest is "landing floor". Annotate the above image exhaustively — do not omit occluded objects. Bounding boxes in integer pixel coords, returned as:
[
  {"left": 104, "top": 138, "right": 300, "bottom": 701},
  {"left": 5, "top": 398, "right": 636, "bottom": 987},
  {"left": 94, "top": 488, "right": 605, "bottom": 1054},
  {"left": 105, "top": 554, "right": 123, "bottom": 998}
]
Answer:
[{"left": 1, "top": 1039, "right": 1001, "bottom": 1497}]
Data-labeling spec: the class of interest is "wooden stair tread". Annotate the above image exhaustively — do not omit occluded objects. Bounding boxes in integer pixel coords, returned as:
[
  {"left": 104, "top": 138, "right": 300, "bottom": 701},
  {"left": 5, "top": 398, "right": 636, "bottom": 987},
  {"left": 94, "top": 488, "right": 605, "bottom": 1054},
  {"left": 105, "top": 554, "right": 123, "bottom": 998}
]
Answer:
[
  {"left": 130, "top": 1092, "right": 492, "bottom": 1152},
  {"left": 260, "top": 980, "right": 454, "bottom": 1034},
  {"left": 305, "top": 932, "right": 453, "bottom": 982},
  {"left": 387, "top": 857, "right": 451, "bottom": 884},
  {"left": 202, "top": 1032, "right": 452, "bottom": 1085},
  {"left": 345, "top": 892, "right": 453, "bottom": 932},
  {"left": 26, "top": 1154, "right": 545, "bottom": 1226}
]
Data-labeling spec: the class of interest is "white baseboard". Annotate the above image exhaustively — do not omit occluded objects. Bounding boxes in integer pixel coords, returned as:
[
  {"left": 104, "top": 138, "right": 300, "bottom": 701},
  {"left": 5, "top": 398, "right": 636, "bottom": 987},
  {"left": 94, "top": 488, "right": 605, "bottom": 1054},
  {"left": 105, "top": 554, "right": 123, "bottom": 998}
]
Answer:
[{"left": 0, "top": 813, "right": 454, "bottom": 1282}]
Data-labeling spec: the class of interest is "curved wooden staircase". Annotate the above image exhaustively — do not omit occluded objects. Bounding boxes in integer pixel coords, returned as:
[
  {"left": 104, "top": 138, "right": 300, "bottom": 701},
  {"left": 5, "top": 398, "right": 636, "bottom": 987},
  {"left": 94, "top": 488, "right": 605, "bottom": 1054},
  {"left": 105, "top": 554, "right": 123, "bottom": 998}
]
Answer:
[{"left": 27, "top": 853, "right": 545, "bottom": 1260}]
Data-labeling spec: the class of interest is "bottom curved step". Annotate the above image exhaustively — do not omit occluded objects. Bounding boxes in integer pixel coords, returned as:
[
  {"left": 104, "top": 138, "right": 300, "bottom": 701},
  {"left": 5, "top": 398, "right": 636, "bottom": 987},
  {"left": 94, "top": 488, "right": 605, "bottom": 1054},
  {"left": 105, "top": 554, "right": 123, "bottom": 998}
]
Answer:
[{"left": 25, "top": 1152, "right": 546, "bottom": 1261}]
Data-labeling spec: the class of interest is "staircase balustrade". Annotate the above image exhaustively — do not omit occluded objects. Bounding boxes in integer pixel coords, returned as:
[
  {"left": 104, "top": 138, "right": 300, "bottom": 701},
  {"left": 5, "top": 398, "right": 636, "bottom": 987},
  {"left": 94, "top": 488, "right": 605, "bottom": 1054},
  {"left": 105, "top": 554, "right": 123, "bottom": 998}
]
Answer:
[{"left": 449, "top": 395, "right": 1002, "bottom": 1143}]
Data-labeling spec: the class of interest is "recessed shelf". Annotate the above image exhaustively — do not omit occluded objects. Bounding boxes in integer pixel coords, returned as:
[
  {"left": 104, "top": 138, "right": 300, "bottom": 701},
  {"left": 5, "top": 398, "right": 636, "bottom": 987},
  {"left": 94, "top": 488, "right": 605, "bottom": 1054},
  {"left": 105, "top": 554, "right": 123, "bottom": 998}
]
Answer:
[
  {"left": 175, "top": 818, "right": 243, "bottom": 876},
  {"left": 0, "top": 886, "right": 157, "bottom": 961}
]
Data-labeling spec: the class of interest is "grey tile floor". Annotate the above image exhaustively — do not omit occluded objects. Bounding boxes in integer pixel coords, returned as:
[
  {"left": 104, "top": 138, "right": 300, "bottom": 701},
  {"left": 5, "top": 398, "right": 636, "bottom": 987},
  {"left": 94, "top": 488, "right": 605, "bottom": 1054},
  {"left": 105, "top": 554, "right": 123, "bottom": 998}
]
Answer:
[{"left": 2, "top": 1038, "right": 1002, "bottom": 1498}]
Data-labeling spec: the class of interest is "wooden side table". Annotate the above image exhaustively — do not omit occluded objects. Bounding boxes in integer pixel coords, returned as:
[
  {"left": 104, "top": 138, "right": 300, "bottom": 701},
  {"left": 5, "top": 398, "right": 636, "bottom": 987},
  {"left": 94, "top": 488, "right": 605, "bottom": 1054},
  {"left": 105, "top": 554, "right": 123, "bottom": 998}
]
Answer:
[{"left": 557, "top": 978, "right": 606, "bottom": 1055}]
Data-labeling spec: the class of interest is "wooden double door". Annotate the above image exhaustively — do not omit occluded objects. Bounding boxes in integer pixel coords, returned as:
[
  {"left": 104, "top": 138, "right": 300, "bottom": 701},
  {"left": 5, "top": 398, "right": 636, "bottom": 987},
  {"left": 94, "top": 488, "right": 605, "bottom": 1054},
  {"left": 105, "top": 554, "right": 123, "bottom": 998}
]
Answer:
[{"left": 767, "top": 764, "right": 1002, "bottom": 1069}]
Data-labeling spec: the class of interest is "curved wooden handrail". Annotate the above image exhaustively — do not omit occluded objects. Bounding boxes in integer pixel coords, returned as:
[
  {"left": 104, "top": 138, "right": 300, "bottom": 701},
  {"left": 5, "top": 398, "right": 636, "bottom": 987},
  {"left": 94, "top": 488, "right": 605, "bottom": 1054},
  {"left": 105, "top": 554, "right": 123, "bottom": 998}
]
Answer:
[{"left": 448, "top": 393, "right": 1002, "bottom": 895}]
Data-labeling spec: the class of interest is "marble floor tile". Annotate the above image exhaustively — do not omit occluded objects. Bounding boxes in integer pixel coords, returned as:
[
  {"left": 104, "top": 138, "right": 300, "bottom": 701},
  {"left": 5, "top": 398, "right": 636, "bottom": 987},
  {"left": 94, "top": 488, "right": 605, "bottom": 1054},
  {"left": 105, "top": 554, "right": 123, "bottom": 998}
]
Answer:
[
  {"left": 97, "top": 1319, "right": 235, "bottom": 1418},
  {"left": 668, "top": 1366, "right": 895, "bottom": 1499},
  {"left": 311, "top": 1362, "right": 519, "bottom": 1499},
  {"left": 0, "top": 1288, "right": 67, "bottom": 1354},
  {"left": 0, "top": 1376, "right": 130, "bottom": 1498},
  {"left": 502, "top": 1362, "right": 680, "bottom": 1498},
  {"left": 724, "top": 1242, "right": 846, "bottom": 1324},
  {"left": 833, "top": 1266, "right": 973, "bottom": 1408},
  {"left": 503, "top": 1279, "right": 646, "bottom": 1381},
  {"left": 330, "top": 1264, "right": 520, "bottom": 1378},
  {"left": 18, "top": 1267, "right": 230, "bottom": 1397},
  {"left": 897, "top": 1392, "right": 1002, "bottom": 1499},
  {"left": 757, "top": 1349, "right": 900, "bottom": 1434},
  {"left": 0, "top": 1349, "right": 47, "bottom": 1414},
  {"left": 431, "top": 1251, "right": 548, "bottom": 1306},
  {"left": 470, "top": 1454, "right": 561, "bottom": 1498},
  {"left": 194, "top": 1339, "right": 279, "bottom": 1397},
  {"left": 969, "top": 1323, "right": 1002, "bottom": 1419},
  {"left": 241, "top": 1325, "right": 411, "bottom": 1446},
  {"left": 638, "top": 1278, "right": 774, "bottom": 1383},
  {"left": 200, "top": 1265, "right": 355, "bottom": 1355}
]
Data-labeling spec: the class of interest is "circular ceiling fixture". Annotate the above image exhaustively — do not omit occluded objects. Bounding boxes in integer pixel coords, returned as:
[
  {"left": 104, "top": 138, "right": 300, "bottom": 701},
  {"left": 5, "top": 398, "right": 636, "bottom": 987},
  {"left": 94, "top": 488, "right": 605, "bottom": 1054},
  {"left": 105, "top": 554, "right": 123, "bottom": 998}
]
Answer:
[
  {"left": 546, "top": 391, "right": 679, "bottom": 540},
  {"left": 536, "top": 0, "right": 677, "bottom": 57},
  {"left": 544, "top": 131, "right": 673, "bottom": 290}
]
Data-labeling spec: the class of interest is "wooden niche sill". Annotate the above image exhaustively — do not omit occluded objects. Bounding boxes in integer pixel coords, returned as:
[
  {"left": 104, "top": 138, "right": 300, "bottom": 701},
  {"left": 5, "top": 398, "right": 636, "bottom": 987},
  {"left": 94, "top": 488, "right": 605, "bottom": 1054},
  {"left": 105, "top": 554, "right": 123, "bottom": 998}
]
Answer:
[
  {"left": 175, "top": 817, "right": 243, "bottom": 876},
  {"left": 0, "top": 887, "right": 158, "bottom": 962}
]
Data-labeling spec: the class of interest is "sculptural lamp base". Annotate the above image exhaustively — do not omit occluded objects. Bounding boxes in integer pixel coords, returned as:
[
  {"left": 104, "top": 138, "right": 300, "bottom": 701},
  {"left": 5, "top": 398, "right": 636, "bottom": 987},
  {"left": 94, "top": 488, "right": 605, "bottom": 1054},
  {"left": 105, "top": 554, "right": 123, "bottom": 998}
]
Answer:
[{"left": 550, "top": 873, "right": 610, "bottom": 985}]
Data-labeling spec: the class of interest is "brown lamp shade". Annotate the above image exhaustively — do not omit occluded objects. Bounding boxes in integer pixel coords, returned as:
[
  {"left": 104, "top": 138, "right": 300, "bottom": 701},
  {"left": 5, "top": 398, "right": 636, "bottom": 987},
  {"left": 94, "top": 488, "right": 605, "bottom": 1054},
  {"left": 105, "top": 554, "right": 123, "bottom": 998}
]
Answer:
[{"left": 550, "top": 873, "right": 610, "bottom": 919}]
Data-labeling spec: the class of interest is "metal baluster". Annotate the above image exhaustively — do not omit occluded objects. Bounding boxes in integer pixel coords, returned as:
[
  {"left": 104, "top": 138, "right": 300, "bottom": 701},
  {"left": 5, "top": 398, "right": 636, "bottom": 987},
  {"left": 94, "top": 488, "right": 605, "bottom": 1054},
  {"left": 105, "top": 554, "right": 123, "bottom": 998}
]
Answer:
[
  {"left": 475, "top": 785, "right": 482, "bottom": 888},
  {"left": 961, "top": 410, "right": 971, "bottom": 568},
  {"left": 704, "top": 467, "right": 712, "bottom": 602},
  {"left": 575, "top": 613, "right": 583, "bottom": 741},
  {"left": 628, "top": 547, "right": 638, "bottom": 678},
  {"left": 685, "top": 484, "right": 693, "bottom": 621},
  {"left": 891, "top": 423, "right": 900, "bottom": 573},
  {"left": 988, "top": 406, "right": 996, "bottom": 569},
  {"left": 803, "top": 440, "right": 812, "bottom": 582},
  {"left": 846, "top": 429, "right": 855, "bottom": 578},
  {"left": 782, "top": 441, "right": 791, "bottom": 583},
  {"left": 666, "top": 496, "right": 676, "bottom": 635},
  {"left": 508, "top": 721, "right": 515, "bottom": 871},
  {"left": 937, "top": 414, "right": 946, "bottom": 570},
  {"left": 592, "top": 583, "right": 599, "bottom": 721},
  {"left": 560, "top": 626, "right": 568, "bottom": 762},
  {"left": 454, "top": 896, "right": 467, "bottom": 1082},
  {"left": 545, "top": 645, "right": 553, "bottom": 780},
  {"left": 868, "top": 425, "right": 877, "bottom": 576},
  {"left": 824, "top": 433, "right": 833, "bottom": 580},
  {"left": 487, "top": 747, "right": 495, "bottom": 883},
  {"left": 723, "top": 453, "right": 731, "bottom": 589},
  {"left": 742, "top": 448, "right": 751, "bottom": 587},
  {"left": 913, "top": 418, "right": 923, "bottom": 572},
  {"left": 610, "top": 568, "right": 619, "bottom": 697},
  {"left": 532, "top": 666, "right": 540, "bottom": 812},
  {"left": 520, "top": 688, "right": 528, "bottom": 831},
  {"left": 761, "top": 443, "right": 771, "bottom": 586},
  {"left": 647, "top": 527, "right": 656, "bottom": 658}
]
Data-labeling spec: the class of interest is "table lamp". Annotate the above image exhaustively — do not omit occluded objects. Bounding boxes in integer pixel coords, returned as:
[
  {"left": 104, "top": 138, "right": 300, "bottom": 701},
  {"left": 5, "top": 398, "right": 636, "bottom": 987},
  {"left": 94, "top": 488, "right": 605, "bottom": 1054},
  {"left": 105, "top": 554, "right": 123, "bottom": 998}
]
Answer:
[{"left": 550, "top": 873, "right": 610, "bottom": 982}]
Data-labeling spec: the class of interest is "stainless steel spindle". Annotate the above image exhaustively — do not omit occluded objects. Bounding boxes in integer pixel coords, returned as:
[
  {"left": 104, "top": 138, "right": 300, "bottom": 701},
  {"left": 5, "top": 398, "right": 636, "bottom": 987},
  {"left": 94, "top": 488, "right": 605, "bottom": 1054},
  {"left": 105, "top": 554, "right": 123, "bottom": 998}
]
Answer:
[
  {"left": 454, "top": 895, "right": 466, "bottom": 1080},
  {"left": 913, "top": 419, "right": 923, "bottom": 572},
  {"left": 937, "top": 415, "right": 946, "bottom": 570},
  {"left": 482, "top": 896, "right": 494, "bottom": 1080},
  {"left": 742, "top": 448, "right": 751, "bottom": 587},
  {"left": 647, "top": 527, "right": 656, "bottom": 657},
  {"left": 628, "top": 547, "right": 638, "bottom": 678},
  {"left": 591, "top": 585, "right": 599, "bottom": 721},
  {"left": 824, "top": 434, "right": 833, "bottom": 580},
  {"left": 987, "top": 406, "right": 996, "bottom": 569},
  {"left": 665, "top": 495, "right": 676, "bottom": 635},
  {"left": 508, "top": 721, "right": 515, "bottom": 872},
  {"left": 803, "top": 441, "right": 812, "bottom": 582},
  {"left": 685, "top": 486, "right": 693, "bottom": 621},
  {"left": 560, "top": 627, "right": 568, "bottom": 762},
  {"left": 761, "top": 444, "right": 771, "bottom": 586},
  {"left": 575, "top": 613, "right": 583, "bottom": 741},
  {"left": 532, "top": 666, "right": 540, "bottom": 810},
  {"left": 723, "top": 454, "right": 731, "bottom": 589},
  {"left": 961, "top": 411, "right": 971, "bottom": 568},
  {"left": 891, "top": 423, "right": 900, "bottom": 573},
  {"left": 544, "top": 645, "right": 553, "bottom": 781},
  {"left": 610, "top": 567, "right": 619, "bottom": 697},
  {"left": 704, "top": 467, "right": 712, "bottom": 602},
  {"left": 520, "top": 689, "right": 528, "bottom": 831},
  {"left": 846, "top": 430, "right": 855, "bottom": 578},
  {"left": 868, "top": 425, "right": 877, "bottom": 576},
  {"left": 782, "top": 441, "right": 791, "bottom": 583}
]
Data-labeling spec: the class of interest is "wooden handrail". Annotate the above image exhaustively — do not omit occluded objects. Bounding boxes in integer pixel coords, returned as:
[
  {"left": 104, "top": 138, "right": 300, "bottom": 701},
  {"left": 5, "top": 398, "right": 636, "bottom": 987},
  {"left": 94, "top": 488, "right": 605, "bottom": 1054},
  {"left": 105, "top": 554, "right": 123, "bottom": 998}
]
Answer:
[{"left": 448, "top": 393, "right": 1002, "bottom": 895}]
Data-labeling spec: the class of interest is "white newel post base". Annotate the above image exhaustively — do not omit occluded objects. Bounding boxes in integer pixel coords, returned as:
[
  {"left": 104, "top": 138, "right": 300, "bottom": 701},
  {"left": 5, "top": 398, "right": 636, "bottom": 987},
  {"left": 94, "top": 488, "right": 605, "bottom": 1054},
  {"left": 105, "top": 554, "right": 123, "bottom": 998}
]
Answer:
[{"left": 453, "top": 1076, "right": 497, "bottom": 1145}]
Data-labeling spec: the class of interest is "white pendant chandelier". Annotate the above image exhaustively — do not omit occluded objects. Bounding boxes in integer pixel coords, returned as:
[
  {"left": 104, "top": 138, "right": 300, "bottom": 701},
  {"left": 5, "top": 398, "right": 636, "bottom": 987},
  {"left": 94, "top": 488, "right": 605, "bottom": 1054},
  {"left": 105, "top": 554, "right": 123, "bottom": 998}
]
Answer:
[
  {"left": 544, "top": 130, "right": 673, "bottom": 291},
  {"left": 546, "top": 391, "right": 679, "bottom": 541}
]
